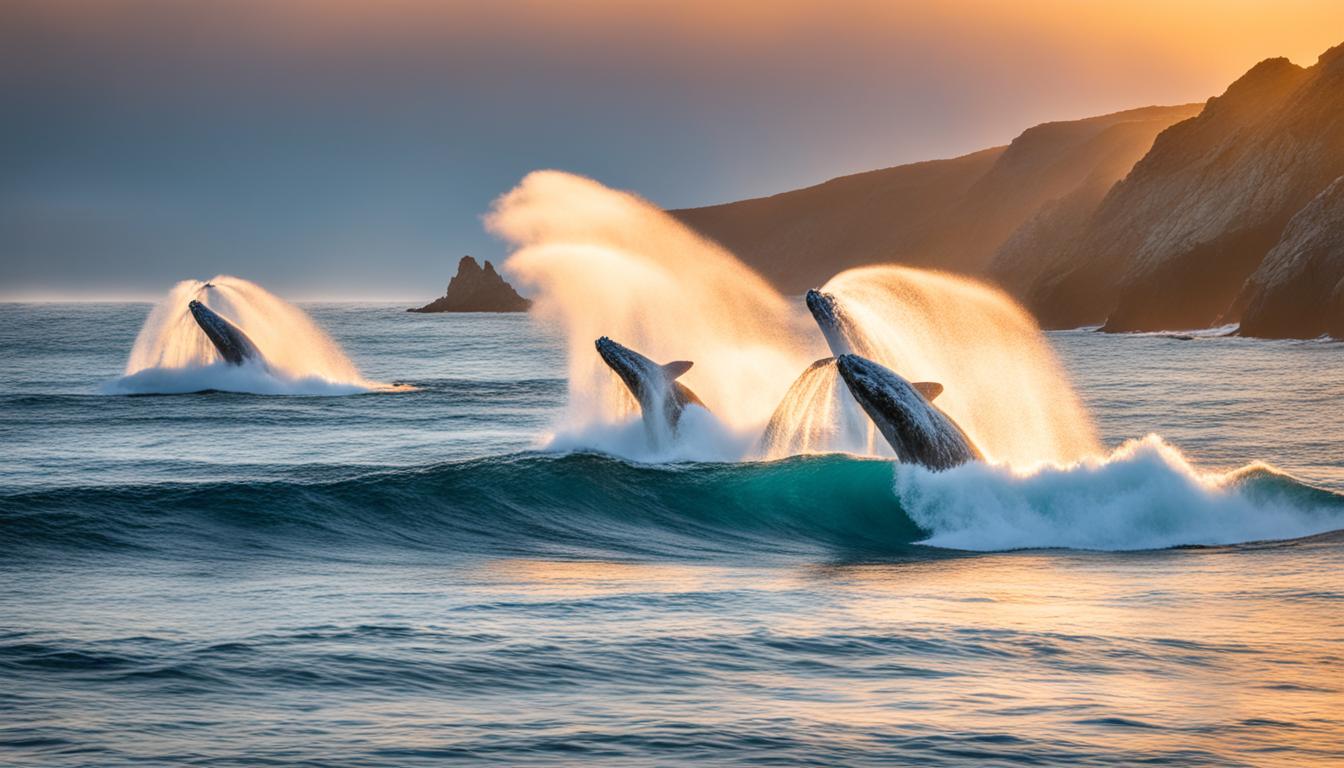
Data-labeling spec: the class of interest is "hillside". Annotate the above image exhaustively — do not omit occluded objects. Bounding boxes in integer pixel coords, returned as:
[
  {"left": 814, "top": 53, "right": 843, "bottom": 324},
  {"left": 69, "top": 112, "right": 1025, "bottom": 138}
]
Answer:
[
  {"left": 1024, "top": 45, "right": 1344, "bottom": 331},
  {"left": 672, "top": 105, "right": 1199, "bottom": 293}
]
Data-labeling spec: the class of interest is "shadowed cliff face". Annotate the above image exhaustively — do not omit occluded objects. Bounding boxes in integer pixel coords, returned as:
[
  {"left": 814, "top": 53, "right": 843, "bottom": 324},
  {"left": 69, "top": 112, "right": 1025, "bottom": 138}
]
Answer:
[
  {"left": 1234, "top": 176, "right": 1344, "bottom": 339},
  {"left": 670, "top": 106, "right": 1197, "bottom": 294},
  {"left": 1027, "top": 45, "right": 1344, "bottom": 331},
  {"left": 409, "top": 256, "right": 531, "bottom": 312}
]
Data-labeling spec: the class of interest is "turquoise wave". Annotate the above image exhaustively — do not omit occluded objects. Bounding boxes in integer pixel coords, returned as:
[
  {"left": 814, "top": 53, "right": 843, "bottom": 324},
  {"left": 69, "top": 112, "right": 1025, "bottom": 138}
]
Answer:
[{"left": 3, "top": 451, "right": 1341, "bottom": 561}]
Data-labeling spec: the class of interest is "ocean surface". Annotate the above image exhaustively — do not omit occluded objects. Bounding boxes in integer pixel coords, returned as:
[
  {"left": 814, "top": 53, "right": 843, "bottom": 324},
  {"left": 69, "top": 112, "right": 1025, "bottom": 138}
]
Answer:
[{"left": 3, "top": 301, "right": 1343, "bottom": 766}]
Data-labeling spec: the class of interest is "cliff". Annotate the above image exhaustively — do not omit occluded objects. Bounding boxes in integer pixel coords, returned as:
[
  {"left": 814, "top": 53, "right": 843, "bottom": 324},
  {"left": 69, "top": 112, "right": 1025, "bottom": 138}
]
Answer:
[
  {"left": 409, "top": 256, "right": 532, "bottom": 313},
  {"left": 671, "top": 148, "right": 1003, "bottom": 293},
  {"left": 1025, "top": 44, "right": 1344, "bottom": 331},
  {"left": 671, "top": 104, "right": 1199, "bottom": 293},
  {"left": 1234, "top": 176, "right": 1344, "bottom": 338}
]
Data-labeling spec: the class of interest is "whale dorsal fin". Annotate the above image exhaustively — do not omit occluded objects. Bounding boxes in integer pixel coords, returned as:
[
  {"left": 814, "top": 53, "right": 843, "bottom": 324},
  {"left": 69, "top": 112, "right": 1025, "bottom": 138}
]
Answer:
[
  {"left": 663, "top": 361, "right": 693, "bottom": 379},
  {"left": 913, "top": 381, "right": 943, "bottom": 401}
]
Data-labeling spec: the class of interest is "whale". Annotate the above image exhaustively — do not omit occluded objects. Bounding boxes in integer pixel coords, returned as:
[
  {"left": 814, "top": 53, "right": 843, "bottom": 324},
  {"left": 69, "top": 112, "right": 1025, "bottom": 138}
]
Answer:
[
  {"left": 835, "top": 353, "right": 981, "bottom": 470},
  {"left": 188, "top": 300, "right": 261, "bottom": 366},
  {"left": 595, "top": 336, "right": 705, "bottom": 440},
  {"left": 759, "top": 290, "right": 946, "bottom": 456},
  {"left": 805, "top": 289, "right": 942, "bottom": 401},
  {"left": 805, "top": 288, "right": 867, "bottom": 358}
]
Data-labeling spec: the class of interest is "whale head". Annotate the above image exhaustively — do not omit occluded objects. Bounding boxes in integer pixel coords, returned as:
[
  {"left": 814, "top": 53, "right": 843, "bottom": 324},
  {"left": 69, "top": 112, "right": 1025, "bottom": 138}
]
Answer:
[
  {"left": 806, "top": 289, "right": 861, "bottom": 357},
  {"left": 595, "top": 336, "right": 663, "bottom": 401},
  {"left": 835, "top": 354, "right": 979, "bottom": 470}
]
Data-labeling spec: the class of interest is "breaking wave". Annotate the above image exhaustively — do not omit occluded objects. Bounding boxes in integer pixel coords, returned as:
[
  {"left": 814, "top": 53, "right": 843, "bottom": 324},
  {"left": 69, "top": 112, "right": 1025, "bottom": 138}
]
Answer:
[{"left": 4, "top": 440, "right": 1340, "bottom": 562}]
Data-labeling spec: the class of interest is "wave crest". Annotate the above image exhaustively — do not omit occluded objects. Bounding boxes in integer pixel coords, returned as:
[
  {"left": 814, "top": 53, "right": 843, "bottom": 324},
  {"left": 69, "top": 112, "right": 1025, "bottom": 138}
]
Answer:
[
  {"left": 4, "top": 441, "right": 1342, "bottom": 561},
  {"left": 896, "top": 435, "right": 1344, "bottom": 551}
]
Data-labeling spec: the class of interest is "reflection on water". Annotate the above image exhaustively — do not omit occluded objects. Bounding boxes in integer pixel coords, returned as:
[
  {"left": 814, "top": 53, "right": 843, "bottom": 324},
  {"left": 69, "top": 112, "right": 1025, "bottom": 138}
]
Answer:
[{"left": 9, "top": 544, "right": 1340, "bottom": 765}]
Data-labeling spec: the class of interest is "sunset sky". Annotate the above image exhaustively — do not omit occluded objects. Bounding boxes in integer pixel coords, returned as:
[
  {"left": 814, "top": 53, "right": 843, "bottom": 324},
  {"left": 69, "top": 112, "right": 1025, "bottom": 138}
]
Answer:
[{"left": 4, "top": 0, "right": 1343, "bottom": 299}]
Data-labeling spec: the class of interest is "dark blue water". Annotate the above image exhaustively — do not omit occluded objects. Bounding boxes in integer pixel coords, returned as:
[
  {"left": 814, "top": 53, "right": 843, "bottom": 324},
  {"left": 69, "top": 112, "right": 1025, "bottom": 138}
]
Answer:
[{"left": 3, "top": 303, "right": 1343, "bottom": 766}]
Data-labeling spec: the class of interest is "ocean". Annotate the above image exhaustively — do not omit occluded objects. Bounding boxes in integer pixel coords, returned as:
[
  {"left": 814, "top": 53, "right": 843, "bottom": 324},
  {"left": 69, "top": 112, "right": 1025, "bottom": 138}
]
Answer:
[{"left": 3, "top": 300, "right": 1343, "bottom": 766}]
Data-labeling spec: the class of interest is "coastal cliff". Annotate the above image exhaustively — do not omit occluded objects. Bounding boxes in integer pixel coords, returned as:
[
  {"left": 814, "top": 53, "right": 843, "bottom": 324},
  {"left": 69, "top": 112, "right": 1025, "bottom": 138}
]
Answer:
[
  {"left": 409, "top": 256, "right": 531, "bottom": 313},
  {"left": 672, "top": 105, "right": 1198, "bottom": 294},
  {"left": 671, "top": 42, "right": 1344, "bottom": 338},
  {"left": 1234, "top": 176, "right": 1344, "bottom": 339},
  {"left": 1019, "top": 44, "right": 1344, "bottom": 332}
]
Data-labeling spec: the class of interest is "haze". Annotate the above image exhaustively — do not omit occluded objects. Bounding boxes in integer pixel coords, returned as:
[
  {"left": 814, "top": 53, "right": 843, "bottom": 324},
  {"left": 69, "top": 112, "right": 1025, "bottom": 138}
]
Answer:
[{"left": 4, "top": 0, "right": 1342, "bottom": 299}]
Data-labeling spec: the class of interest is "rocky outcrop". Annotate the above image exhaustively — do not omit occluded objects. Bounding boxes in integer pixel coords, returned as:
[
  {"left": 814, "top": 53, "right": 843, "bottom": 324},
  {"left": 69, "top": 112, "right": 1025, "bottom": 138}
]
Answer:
[
  {"left": 409, "top": 256, "right": 531, "bottom": 312},
  {"left": 1025, "top": 44, "right": 1344, "bottom": 331},
  {"left": 1234, "top": 176, "right": 1344, "bottom": 338},
  {"left": 671, "top": 105, "right": 1198, "bottom": 293}
]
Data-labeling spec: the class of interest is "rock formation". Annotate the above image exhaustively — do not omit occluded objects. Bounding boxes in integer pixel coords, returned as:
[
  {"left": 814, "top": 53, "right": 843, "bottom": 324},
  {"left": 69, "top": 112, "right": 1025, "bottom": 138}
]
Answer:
[
  {"left": 672, "top": 105, "right": 1198, "bottom": 294},
  {"left": 1024, "top": 45, "right": 1344, "bottom": 332},
  {"left": 1234, "top": 176, "right": 1344, "bottom": 338},
  {"left": 409, "top": 256, "right": 531, "bottom": 313}
]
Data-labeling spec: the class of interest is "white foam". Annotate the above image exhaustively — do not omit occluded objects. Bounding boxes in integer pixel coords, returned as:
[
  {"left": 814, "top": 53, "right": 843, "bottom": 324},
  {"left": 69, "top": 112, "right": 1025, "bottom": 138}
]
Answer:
[
  {"left": 101, "top": 360, "right": 379, "bottom": 396},
  {"left": 896, "top": 435, "right": 1343, "bottom": 551},
  {"left": 541, "top": 405, "right": 756, "bottom": 463}
]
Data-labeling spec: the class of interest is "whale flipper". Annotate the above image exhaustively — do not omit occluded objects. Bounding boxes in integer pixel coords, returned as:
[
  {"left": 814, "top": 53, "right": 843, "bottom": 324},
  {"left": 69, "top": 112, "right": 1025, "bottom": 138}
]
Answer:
[
  {"left": 836, "top": 354, "right": 981, "bottom": 470},
  {"left": 913, "top": 382, "right": 943, "bottom": 401},
  {"left": 663, "top": 361, "right": 694, "bottom": 378},
  {"left": 595, "top": 337, "right": 706, "bottom": 442},
  {"left": 188, "top": 300, "right": 261, "bottom": 366}
]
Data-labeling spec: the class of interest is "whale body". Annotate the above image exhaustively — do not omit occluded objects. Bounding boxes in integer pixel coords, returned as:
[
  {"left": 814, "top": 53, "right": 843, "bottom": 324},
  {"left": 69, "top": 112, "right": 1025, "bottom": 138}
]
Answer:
[
  {"left": 188, "top": 300, "right": 261, "bottom": 366},
  {"left": 595, "top": 336, "right": 705, "bottom": 441},
  {"left": 835, "top": 354, "right": 981, "bottom": 470}
]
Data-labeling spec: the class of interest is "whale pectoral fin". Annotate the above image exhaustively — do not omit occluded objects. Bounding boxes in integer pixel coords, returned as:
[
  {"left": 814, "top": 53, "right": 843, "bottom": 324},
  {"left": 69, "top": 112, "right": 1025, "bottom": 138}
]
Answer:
[
  {"left": 673, "top": 381, "right": 706, "bottom": 410},
  {"left": 662, "top": 360, "right": 693, "bottom": 379},
  {"left": 913, "top": 382, "right": 944, "bottom": 401}
]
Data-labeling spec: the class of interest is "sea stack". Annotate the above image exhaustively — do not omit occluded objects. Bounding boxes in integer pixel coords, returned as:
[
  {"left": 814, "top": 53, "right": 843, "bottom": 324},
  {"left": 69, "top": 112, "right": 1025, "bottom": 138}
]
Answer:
[{"left": 409, "top": 256, "right": 532, "bottom": 313}]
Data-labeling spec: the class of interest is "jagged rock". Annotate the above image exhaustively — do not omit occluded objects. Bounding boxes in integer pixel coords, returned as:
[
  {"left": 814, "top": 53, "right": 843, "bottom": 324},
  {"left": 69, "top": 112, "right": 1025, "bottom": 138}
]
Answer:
[
  {"left": 1027, "top": 43, "right": 1344, "bottom": 331},
  {"left": 671, "top": 105, "right": 1198, "bottom": 293},
  {"left": 1235, "top": 176, "right": 1344, "bottom": 338},
  {"left": 408, "top": 256, "right": 531, "bottom": 313}
]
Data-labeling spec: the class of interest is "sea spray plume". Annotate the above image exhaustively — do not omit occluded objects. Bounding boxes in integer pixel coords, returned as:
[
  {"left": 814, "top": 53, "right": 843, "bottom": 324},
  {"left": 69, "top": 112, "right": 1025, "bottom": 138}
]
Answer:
[
  {"left": 488, "top": 171, "right": 815, "bottom": 456},
  {"left": 595, "top": 336, "right": 705, "bottom": 447},
  {"left": 836, "top": 354, "right": 982, "bottom": 470},
  {"left": 112, "top": 276, "right": 394, "bottom": 395},
  {"left": 758, "top": 289, "right": 877, "bottom": 458},
  {"left": 819, "top": 266, "right": 1099, "bottom": 466}
]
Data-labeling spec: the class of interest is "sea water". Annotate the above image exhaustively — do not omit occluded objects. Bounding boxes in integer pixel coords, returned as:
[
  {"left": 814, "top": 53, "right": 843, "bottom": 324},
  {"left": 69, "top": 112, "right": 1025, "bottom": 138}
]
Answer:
[{"left": 2, "top": 302, "right": 1343, "bottom": 766}]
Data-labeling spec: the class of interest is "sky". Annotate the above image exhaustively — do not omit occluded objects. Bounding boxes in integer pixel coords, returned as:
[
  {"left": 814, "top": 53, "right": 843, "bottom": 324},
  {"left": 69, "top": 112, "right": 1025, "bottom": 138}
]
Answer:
[{"left": 3, "top": 0, "right": 1343, "bottom": 300}]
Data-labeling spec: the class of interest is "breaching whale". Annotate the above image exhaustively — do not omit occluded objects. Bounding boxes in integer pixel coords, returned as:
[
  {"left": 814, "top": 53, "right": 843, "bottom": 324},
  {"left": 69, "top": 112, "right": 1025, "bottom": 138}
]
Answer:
[
  {"left": 835, "top": 353, "right": 982, "bottom": 470},
  {"left": 188, "top": 300, "right": 261, "bottom": 366},
  {"left": 804, "top": 289, "right": 942, "bottom": 400},
  {"left": 759, "top": 290, "right": 945, "bottom": 455},
  {"left": 595, "top": 336, "right": 705, "bottom": 439}
]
